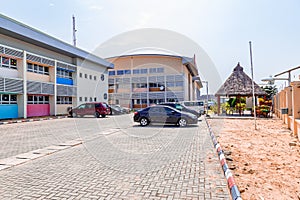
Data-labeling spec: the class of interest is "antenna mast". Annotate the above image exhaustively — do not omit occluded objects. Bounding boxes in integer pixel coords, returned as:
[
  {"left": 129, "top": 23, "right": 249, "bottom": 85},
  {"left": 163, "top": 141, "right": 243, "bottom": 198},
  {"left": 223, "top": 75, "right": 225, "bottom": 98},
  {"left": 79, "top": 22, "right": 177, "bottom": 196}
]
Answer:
[{"left": 72, "top": 15, "right": 77, "bottom": 46}]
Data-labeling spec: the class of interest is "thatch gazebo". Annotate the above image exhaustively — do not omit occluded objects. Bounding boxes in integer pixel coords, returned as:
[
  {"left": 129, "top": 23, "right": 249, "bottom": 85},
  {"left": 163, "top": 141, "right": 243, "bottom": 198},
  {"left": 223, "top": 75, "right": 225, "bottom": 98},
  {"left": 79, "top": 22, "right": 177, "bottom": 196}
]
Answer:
[{"left": 215, "top": 63, "right": 266, "bottom": 115}]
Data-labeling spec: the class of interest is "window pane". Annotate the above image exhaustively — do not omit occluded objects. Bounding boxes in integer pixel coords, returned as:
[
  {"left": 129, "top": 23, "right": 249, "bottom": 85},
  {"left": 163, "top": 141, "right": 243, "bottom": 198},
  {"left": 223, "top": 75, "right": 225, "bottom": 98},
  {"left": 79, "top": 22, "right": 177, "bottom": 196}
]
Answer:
[
  {"left": 109, "top": 71, "right": 115, "bottom": 76},
  {"left": 38, "top": 96, "right": 43, "bottom": 103},
  {"left": 44, "top": 67, "right": 49, "bottom": 74},
  {"left": 2, "top": 94, "right": 9, "bottom": 102},
  {"left": 34, "top": 65, "right": 38, "bottom": 72},
  {"left": 133, "top": 69, "right": 140, "bottom": 74},
  {"left": 2, "top": 57, "right": 9, "bottom": 67},
  {"left": 10, "top": 95, "right": 17, "bottom": 102},
  {"left": 117, "top": 70, "right": 124, "bottom": 75},
  {"left": 27, "top": 63, "right": 33, "bottom": 71},
  {"left": 10, "top": 59, "right": 17, "bottom": 68},
  {"left": 141, "top": 69, "right": 148, "bottom": 74},
  {"left": 157, "top": 68, "right": 164, "bottom": 73},
  {"left": 125, "top": 70, "right": 131, "bottom": 75}
]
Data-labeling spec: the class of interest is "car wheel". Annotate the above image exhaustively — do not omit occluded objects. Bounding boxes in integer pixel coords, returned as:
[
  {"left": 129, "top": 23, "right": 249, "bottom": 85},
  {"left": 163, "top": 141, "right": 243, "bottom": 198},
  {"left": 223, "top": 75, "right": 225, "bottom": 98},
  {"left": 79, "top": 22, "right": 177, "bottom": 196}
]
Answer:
[
  {"left": 72, "top": 112, "right": 77, "bottom": 118},
  {"left": 178, "top": 118, "right": 187, "bottom": 127},
  {"left": 95, "top": 112, "right": 100, "bottom": 118},
  {"left": 140, "top": 117, "right": 149, "bottom": 126},
  {"left": 101, "top": 114, "right": 106, "bottom": 118}
]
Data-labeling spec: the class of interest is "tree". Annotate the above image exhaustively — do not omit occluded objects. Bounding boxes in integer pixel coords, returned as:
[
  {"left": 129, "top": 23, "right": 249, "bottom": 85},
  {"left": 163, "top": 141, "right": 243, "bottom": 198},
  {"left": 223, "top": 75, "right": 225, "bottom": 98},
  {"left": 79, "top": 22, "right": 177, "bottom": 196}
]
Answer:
[{"left": 261, "top": 85, "right": 278, "bottom": 100}]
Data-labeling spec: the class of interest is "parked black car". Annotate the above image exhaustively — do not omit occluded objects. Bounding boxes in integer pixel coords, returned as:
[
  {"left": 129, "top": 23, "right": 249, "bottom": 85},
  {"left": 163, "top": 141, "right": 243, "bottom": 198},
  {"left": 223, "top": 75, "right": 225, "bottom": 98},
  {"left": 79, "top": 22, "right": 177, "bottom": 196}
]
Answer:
[
  {"left": 133, "top": 105, "right": 198, "bottom": 127},
  {"left": 159, "top": 102, "right": 201, "bottom": 117}
]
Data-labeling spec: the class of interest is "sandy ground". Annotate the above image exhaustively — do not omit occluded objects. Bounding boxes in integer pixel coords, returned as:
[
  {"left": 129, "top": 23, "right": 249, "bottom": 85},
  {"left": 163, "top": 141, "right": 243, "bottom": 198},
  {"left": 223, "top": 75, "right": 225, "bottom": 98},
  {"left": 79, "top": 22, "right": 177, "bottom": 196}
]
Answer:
[{"left": 208, "top": 116, "right": 300, "bottom": 200}]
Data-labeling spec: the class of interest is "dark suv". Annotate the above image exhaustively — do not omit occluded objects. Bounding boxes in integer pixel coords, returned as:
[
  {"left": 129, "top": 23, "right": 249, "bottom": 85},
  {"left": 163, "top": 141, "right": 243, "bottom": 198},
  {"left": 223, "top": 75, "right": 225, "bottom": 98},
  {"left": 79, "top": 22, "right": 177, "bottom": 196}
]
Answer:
[
  {"left": 69, "top": 102, "right": 110, "bottom": 118},
  {"left": 159, "top": 102, "right": 201, "bottom": 117}
]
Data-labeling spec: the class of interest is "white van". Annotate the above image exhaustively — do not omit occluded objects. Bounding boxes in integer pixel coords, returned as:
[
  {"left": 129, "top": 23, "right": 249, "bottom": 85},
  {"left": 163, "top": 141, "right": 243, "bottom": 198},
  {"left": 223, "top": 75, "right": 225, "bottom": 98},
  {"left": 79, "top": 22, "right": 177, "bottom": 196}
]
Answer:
[{"left": 181, "top": 101, "right": 205, "bottom": 115}]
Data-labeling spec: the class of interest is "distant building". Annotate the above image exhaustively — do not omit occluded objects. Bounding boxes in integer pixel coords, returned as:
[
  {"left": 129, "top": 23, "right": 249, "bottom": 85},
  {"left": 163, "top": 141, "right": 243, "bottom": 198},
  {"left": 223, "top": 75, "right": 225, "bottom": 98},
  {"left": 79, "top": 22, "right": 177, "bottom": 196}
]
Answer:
[
  {"left": 0, "top": 14, "right": 113, "bottom": 119},
  {"left": 106, "top": 54, "right": 202, "bottom": 109}
]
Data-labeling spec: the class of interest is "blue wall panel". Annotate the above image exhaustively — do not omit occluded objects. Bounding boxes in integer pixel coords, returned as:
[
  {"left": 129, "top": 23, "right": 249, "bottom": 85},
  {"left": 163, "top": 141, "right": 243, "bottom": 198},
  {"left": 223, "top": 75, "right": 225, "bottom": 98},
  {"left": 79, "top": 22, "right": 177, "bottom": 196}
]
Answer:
[
  {"left": 0, "top": 105, "right": 18, "bottom": 119},
  {"left": 57, "top": 77, "right": 73, "bottom": 85}
]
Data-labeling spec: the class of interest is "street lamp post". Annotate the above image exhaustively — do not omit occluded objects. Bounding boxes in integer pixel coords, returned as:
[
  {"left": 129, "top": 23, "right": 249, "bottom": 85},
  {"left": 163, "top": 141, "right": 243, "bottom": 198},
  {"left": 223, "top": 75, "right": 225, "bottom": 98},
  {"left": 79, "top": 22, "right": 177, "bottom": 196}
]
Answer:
[{"left": 202, "top": 80, "right": 209, "bottom": 115}]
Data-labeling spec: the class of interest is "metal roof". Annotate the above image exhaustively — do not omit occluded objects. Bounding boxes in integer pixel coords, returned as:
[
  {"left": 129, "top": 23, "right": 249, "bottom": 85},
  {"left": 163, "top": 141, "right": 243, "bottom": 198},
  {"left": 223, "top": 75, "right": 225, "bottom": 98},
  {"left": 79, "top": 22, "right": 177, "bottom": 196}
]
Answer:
[{"left": 0, "top": 14, "right": 113, "bottom": 68}]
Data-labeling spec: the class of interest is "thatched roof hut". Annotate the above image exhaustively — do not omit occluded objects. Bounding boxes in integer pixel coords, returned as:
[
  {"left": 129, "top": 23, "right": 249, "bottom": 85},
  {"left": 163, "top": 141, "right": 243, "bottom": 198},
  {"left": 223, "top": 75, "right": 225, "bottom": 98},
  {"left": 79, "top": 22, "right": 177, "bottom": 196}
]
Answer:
[
  {"left": 215, "top": 63, "right": 266, "bottom": 115},
  {"left": 216, "top": 63, "right": 265, "bottom": 96}
]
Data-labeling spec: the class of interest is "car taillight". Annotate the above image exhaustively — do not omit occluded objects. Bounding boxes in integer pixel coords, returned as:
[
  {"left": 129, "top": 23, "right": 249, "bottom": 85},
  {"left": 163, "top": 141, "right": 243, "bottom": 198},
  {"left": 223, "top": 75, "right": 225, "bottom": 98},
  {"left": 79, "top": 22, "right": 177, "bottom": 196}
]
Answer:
[{"left": 134, "top": 112, "right": 138, "bottom": 115}]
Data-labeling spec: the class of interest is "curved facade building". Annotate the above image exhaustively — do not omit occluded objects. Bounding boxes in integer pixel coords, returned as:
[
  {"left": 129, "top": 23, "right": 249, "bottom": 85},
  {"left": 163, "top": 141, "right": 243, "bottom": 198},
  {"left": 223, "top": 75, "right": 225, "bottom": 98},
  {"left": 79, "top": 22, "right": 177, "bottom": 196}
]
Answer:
[{"left": 107, "top": 54, "right": 202, "bottom": 109}]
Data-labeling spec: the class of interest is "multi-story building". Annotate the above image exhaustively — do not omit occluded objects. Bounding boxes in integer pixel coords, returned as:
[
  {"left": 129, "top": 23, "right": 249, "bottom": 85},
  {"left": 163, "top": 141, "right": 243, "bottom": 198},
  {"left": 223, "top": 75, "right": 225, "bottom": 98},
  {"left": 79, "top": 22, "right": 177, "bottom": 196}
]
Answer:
[
  {"left": 0, "top": 14, "right": 113, "bottom": 120},
  {"left": 107, "top": 54, "right": 202, "bottom": 109}
]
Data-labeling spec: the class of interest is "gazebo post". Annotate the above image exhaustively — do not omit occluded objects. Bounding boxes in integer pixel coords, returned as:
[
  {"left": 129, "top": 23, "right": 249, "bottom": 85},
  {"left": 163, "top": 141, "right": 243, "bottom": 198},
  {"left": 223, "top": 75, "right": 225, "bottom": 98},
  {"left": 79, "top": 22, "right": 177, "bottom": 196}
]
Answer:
[{"left": 217, "top": 95, "right": 221, "bottom": 115}]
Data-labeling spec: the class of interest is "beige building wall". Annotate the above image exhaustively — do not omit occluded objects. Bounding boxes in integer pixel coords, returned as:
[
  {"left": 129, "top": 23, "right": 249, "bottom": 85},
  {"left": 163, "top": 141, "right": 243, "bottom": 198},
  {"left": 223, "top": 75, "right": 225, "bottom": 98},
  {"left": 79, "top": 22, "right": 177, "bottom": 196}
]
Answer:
[{"left": 56, "top": 104, "right": 72, "bottom": 115}]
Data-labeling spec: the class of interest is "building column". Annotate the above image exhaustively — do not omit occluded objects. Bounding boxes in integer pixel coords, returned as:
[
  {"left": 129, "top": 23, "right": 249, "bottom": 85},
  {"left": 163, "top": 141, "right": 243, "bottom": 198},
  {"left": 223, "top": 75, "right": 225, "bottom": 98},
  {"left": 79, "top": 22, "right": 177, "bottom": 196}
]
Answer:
[
  {"left": 22, "top": 51, "right": 27, "bottom": 119},
  {"left": 217, "top": 95, "right": 221, "bottom": 115},
  {"left": 291, "top": 81, "right": 300, "bottom": 138},
  {"left": 54, "top": 60, "right": 57, "bottom": 116}
]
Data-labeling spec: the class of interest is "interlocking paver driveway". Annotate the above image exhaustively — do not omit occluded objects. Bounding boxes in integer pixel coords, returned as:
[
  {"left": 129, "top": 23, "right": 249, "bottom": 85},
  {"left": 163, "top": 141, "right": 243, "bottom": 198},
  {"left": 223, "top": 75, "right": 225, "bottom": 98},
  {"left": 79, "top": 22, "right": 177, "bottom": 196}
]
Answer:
[{"left": 0, "top": 115, "right": 230, "bottom": 199}]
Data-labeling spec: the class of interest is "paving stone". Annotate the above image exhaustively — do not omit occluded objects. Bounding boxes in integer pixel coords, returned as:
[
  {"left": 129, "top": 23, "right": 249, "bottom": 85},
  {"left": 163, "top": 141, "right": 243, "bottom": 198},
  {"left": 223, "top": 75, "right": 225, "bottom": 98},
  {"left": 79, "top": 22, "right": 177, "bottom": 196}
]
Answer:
[{"left": 0, "top": 115, "right": 230, "bottom": 199}]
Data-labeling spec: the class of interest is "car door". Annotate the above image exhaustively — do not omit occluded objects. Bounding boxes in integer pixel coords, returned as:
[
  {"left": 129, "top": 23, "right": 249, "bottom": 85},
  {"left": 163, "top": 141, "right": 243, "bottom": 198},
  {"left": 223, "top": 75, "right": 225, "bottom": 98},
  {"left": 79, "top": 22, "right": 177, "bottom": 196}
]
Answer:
[
  {"left": 76, "top": 104, "right": 86, "bottom": 115},
  {"left": 85, "top": 103, "right": 95, "bottom": 115},
  {"left": 148, "top": 107, "right": 161, "bottom": 122},
  {"left": 164, "top": 107, "right": 179, "bottom": 123}
]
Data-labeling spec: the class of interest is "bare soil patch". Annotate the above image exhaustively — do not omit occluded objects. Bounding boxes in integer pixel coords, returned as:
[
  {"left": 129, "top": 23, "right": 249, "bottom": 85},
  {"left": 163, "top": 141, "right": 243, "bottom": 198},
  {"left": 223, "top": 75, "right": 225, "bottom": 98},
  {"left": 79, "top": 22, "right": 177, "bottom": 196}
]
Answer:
[{"left": 208, "top": 117, "right": 300, "bottom": 200}]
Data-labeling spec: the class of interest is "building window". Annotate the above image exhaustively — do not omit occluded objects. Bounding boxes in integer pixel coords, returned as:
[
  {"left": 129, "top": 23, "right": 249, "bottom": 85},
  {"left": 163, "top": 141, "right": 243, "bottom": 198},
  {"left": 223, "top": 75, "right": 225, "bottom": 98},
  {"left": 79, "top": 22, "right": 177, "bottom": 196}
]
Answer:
[
  {"left": 89, "top": 75, "right": 92, "bottom": 80},
  {"left": 90, "top": 97, "right": 93, "bottom": 102},
  {"left": 84, "top": 97, "right": 88, "bottom": 102},
  {"left": 79, "top": 73, "right": 82, "bottom": 78},
  {"left": 140, "top": 69, "right": 148, "bottom": 74},
  {"left": 94, "top": 97, "right": 97, "bottom": 102},
  {"left": 57, "top": 69, "right": 72, "bottom": 79},
  {"left": 27, "top": 62, "right": 49, "bottom": 75},
  {"left": 101, "top": 74, "right": 105, "bottom": 81},
  {"left": 109, "top": 71, "right": 115, "bottom": 76},
  {"left": 157, "top": 68, "right": 164, "bottom": 73},
  {"left": 125, "top": 70, "right": 131, "bottom": 75},
  {"left": 0, "top": 94, "right": 17, "bottom": 104},
  {"left": 27, "top": 95, "right": 49, "bottom": 104},
  {"left": 85, "top": 74, "right": 88, "bottom": 79},
  {"left": 79, "top": 97, "right": 82, "bottom": 101},
  {"left": 0, "top": 56, "right": 17, "bottom": 70},
  {"left": 94, "top": 76, "right": 97, "bottom": 81},
  {"left": 149, "top": 68, "right": 156, "bottom": 73},
  {"left": 133, "top": 69, "right": 140, "bottom": 74},
  {"left": 117, "top": 70, "right": 124, "bottom": 75},
  {"left": 57, "top": 96, "right": 72, "bottom": 104},
  {"left": 150, "top": 67, "right": 164, "bottom": 73}
]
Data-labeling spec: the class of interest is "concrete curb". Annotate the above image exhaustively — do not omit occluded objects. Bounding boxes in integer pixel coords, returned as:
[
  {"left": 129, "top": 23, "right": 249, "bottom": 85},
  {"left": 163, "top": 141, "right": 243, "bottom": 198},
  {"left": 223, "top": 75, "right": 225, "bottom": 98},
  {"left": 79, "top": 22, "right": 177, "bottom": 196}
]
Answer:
[
  {"left": 0, "top": 116, "right": 68, "bottom": 126},
  {"left": 0, "top": 139, "right": 82, "bottom": 171},
  {"left": 204, "top": 117, "right": 242, "bottom": 200}
]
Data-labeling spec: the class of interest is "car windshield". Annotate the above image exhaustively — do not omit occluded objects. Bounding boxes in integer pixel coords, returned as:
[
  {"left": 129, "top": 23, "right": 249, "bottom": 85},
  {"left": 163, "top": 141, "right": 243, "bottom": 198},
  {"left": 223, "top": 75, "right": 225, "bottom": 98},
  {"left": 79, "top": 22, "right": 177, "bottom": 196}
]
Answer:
[{"left": 175, "top": 105, "right": 183, "bottom": 110}]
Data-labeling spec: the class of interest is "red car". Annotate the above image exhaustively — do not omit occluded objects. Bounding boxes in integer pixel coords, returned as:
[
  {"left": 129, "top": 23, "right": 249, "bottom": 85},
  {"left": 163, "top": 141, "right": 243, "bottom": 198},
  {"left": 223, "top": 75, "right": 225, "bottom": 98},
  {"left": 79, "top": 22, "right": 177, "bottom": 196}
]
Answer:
[{"left": 69, "top": 102, "right": 110, "bottom": 118}]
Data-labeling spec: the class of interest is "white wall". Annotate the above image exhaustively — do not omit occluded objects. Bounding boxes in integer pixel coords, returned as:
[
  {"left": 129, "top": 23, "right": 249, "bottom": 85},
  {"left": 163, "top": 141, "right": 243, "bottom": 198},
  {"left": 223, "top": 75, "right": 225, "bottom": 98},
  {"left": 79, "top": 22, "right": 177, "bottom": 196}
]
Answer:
[{"left": 76, "top": 58, "right": 109, "bottom": 106}]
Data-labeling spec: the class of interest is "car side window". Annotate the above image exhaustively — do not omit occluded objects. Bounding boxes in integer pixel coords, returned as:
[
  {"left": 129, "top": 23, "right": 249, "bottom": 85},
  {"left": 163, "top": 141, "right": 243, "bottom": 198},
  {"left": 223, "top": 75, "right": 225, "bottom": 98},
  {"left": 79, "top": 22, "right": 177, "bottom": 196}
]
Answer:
[
  {"left": 164, "top": 107, "right": 175, "bottom": 114},
  {"left": 78, "top": 104, "right": 86, "bottom": 109},
  {"left": 150, "top": 107, "right": 160, "bottom": 113}
]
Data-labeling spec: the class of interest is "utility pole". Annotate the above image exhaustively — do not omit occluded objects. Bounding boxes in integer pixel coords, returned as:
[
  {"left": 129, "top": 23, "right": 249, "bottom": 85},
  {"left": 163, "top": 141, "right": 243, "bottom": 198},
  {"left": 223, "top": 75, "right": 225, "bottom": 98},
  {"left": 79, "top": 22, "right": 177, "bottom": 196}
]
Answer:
[
  {"left": 249, "top": 41, "right": 257, "bottom": 130},
  {"left": 72, "top": 15, "right": 77, "bottom": 47}
]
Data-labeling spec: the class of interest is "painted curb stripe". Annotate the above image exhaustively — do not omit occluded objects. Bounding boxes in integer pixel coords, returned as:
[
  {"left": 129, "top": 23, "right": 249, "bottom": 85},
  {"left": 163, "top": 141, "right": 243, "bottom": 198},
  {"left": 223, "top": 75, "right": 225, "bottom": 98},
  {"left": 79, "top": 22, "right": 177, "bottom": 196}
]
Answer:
[{"left": 205, "top": 117, "right": 242, "bottom": 200}]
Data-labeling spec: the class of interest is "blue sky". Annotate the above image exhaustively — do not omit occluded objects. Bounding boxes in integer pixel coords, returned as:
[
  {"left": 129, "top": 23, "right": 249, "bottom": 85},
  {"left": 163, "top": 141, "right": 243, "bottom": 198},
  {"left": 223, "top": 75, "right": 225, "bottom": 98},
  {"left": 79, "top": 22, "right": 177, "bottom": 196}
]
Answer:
[{"left": 1, "top": 0, "right": 300, "bottom": 92}]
